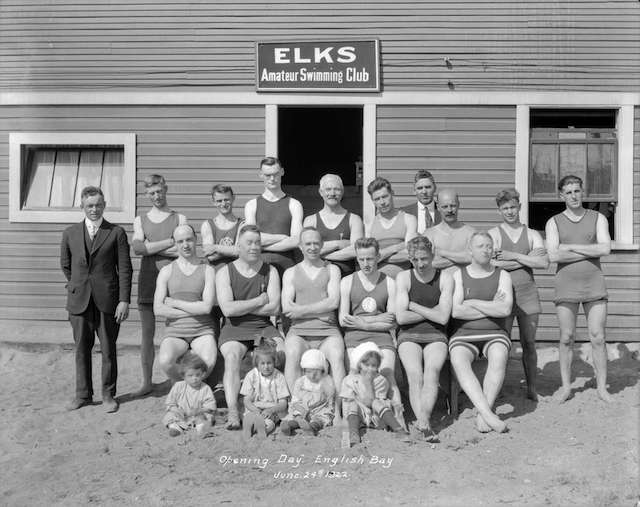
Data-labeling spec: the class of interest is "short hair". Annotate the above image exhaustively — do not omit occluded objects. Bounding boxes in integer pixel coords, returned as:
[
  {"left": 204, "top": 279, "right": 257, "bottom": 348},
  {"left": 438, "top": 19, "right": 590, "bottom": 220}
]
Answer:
[
  {"left": 179, "top": 351, "right": 208, "bottom": 375},
  {"left": 172, "top": 224, "right": 197, "bottom": 240},
  {"left": 299, "top": 226, "right": 322, "bottom": 243},
  {"left": 367, "top": 177, "right": 393, "bottom": 196},
  {"left": 558, "top": 174, "right": 583, "bottom": 192},
  {"left": 407, "top": 236, "right": 434, "bottom": 258},
  {"left": 259, "top": 156, "right": 282, "bottom": 170},
  {"left": 253, "top": 341, "right": 277, "bottom": 367},
  {"left": 414, "top": 170, "right": 435, "bottom": 184},
  {"left": 211, "top": 184, "right": 234, "bottom": 197},
  {"left": 144, "top": 174, "right": 166, "bottom": 188},
  {"left": 319, "top": 173, "right": 344, "bottom": 189},
  {"left": 469, "top": 231, "right": 493, "bottom": 246},
  {"left": 80, "top": 186, "right": 104, "bottom": 201},
  {"left": 354, "top": 237, "right": 380, "bottom": 254},
  {"left": 495, "top": 188, "right": 520, "bottom": 207},
  {"left": 239, "top": 224, "right": 261, "bottom": 237},
  {"left": 357, "top": 350, "right": 381, "bottom": 369}
]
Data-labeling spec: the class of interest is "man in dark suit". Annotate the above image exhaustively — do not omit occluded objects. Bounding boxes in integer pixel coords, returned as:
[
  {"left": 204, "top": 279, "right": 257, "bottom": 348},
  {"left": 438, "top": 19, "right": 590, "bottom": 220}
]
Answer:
[
  {"left": 60, "top": 186, "right": 133, "bottom": 413},
  {"left": 400, "top": 169, "right": 442, "bottom": 234}
]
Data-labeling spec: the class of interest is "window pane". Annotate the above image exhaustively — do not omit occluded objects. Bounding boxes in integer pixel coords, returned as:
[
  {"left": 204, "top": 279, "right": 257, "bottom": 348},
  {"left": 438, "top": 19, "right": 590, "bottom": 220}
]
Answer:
[
  {"left": 587, "top": 144, "right": 614, "bottom": 197},
  {"left": 530, "top": 144, "right": 557, "bottom": 195},
  {"left": 50, "top": 150, "right": 80, "bottom": 207},
  {"left": 559, "top": 144, "right": 586, "bottom": 183},
  {"left": 74, "top": 150, "right": 104, "bottom": 207},
  {"left": 102, "top": 149, "right": 124, "bottom": 209},
  {"left": 24, "top": 149, "right": 56, "bottom": 208}
]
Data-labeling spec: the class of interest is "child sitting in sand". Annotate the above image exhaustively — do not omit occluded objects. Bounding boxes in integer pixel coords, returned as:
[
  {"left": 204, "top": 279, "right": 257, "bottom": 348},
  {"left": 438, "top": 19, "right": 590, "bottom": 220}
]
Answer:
[
  {"left": 240, "top": 343, "right": 289, "bottom": 438},
  {"left": 280, "top": 349, "right": 335, "bottom": 436},
  {"left": 163, "top": 352, "right": 216, "bottom": 437},
  {"left": 341, "top": 342, "right": 410, "bottom": 446}
]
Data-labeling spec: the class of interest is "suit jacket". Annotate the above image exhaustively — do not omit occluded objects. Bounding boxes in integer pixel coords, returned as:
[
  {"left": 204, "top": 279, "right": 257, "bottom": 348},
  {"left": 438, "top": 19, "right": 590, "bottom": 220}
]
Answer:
[
  {"left": 400, "top": 202, "right": 442, "bottom": 226},
  {"left": 60, "top": 219, "right": 133, "bottom": 315}
]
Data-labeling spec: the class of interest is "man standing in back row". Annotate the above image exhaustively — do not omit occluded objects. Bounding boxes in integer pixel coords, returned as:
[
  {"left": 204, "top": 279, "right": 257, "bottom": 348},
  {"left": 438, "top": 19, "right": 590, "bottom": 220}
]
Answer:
[
  {"left": 245, "top": 157, "right": 303, "bottom": 279},
  {"left": 60, "top": 186, "right": 132, "bottom": 413},
  {"left": 400, "top": 169, "right": 442, "bottom": 234}
]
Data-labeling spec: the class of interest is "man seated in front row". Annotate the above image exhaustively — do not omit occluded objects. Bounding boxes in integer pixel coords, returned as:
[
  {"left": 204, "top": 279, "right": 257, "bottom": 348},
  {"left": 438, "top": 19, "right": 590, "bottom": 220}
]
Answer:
[
  {"left": 449, "top": 232, "right": 513, "bottom": 434},
  {"left": 282, "top": 227, "right": 345, "bottom": 417},
  {"left": 215, "top": 224, "right": 282, "bottom": 430},
  {"left": 339, "top": 237, "right": 404, "bottom": 425}
]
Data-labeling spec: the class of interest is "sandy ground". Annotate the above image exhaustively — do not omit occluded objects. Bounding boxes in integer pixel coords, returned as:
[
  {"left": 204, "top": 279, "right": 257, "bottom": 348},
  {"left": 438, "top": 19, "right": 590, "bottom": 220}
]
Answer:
[{"left": 0, "top": 341, "right": 638, "bottom": 507}]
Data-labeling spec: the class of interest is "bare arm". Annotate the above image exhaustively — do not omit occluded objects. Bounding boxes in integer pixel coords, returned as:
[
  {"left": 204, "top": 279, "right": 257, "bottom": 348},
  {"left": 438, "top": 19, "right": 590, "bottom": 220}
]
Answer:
[
  {"left": 394, "top": 271, "right": 423, "bottom": 325},
  {"left": 283, "top": 264, "right": 341, "bottom": 319},
  {"left": 252, "top": 265, "right": 281, "bottom": 317},
  {"left": 165, "top": 265, "right": 215, "bottom": 315},
  {"left": 338, "top": 276, "right": 354, "bottom": 327},
  {"left": 153, "top": 265, "right": 190, "bottom": 319},
  {"left": 562, "top": 213, "right": 611, "bottom": 258},
  {"left": 451, "top": 269, "right": 486, "bottom": 321},
  {"left": 494, "top": 228, "right": 550, "bottom": 270},
  {"left": 545, "top": 217, "right": 588, "bottom": 263},
  {"left": 350, "top": 277, "right": 396, "bottom": 331},
  {"left": 216, "top": 264, "right": 268, "bottom": 317},
  {"left": 465, "top": 270, "right": 513, "bottom": 318},
  {"left": 325, "top": 213, "right": 365, "bottom": 261},
  {"left": 405, "top": 271, "right": 453, "bottom": 326}
]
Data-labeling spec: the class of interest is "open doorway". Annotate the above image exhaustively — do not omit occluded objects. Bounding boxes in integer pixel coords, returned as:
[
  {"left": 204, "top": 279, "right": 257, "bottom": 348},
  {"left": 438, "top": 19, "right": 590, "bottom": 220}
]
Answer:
[{"left": 278, "top": 107, "right": 363, "bottom": 217}]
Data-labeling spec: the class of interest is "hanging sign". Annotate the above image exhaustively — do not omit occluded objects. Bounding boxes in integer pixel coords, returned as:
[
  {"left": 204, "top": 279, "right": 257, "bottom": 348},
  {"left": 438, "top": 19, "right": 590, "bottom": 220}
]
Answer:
[{"left": 256, "top": 40, "right": 380, "bottom": 92}]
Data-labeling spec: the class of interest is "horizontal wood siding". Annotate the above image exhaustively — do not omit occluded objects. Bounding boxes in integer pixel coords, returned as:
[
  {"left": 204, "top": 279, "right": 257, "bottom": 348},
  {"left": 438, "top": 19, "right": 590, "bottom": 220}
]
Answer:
[
  {"left": 0, "top": 105, "right": 265, "bottom": 323},
  {"left": 1, "top": 1, "right": 639, "bottom": 92},
  {"left": 377, "top": 104, "right": 639, "bottom": 341}
]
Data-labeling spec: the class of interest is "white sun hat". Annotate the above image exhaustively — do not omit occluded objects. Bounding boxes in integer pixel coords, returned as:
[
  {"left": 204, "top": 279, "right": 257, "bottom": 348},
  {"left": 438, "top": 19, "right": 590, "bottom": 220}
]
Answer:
[
  {"left": 300, "top": 349, "right": 328, "bottom": 372},
  {"left": 350, "top": 342, "right": 382, "bottom": 371}
]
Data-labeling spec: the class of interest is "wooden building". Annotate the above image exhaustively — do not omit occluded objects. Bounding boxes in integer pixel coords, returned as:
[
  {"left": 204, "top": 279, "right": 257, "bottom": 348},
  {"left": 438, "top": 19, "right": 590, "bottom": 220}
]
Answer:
[{"left": 1, "top": 0, "right": 638, "bottom": 342}]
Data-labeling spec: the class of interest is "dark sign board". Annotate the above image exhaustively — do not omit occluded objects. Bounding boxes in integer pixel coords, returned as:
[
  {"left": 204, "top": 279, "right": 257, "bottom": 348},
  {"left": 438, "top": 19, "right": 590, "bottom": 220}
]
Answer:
[{"left": 256, "top": 40, "right": 380, "bottom": 92}]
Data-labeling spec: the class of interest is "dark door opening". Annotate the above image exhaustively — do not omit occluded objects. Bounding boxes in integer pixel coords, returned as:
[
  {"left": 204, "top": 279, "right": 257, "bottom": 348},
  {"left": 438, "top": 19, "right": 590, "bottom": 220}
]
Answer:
[{"left": 278, "top": 107, "right": 363, "bottom": 216}]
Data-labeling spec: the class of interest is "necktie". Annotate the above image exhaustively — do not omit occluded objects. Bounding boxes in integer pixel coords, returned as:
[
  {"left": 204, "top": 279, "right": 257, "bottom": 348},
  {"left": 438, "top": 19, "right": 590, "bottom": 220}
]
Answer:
[
  {"left": 89, "top": 224, "right": 97, "bottom": 240},
  {"left": 424, "top": 207, "right": 433, "bottom": 230}
]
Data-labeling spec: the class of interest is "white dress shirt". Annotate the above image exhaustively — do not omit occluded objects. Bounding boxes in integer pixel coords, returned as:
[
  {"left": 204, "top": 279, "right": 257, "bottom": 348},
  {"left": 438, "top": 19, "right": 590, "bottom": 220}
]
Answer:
[
  {"left": 84, "top": 217, "right": 104, "bottom": 240},
  {"left": 417, "top": 201, "right": 436, "bottom": 234}
]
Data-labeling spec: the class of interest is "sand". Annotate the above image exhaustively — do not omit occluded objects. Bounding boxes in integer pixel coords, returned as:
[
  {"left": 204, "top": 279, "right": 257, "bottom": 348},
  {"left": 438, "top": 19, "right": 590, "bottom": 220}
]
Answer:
[{"left": 0, "top": 341, "right": 637, "bottom": 507}]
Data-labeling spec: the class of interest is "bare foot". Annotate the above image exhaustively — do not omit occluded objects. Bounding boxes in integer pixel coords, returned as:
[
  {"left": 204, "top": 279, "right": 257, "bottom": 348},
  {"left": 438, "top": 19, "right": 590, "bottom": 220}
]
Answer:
[
  {"left": 597, "top": 389, "right": 614, "bottom": 403},
  {"left": 482, "top": 412, "right": 508, "bottom": 433},
  {"left": 526, "top": 389, "right": 539, "bottom": 402},
  {"left": 475, "top": 414, "right": 492, "bottom": 433},
  {"left": 553, "top": 387, "right": 572, "bottom": 404}
]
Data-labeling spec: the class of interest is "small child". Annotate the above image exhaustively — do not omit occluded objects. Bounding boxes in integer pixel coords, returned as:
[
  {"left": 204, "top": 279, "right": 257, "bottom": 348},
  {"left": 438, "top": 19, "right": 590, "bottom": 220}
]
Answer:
[
  {"left": 280, "top": 349, "right": 335, "bottom": 436},
  {"left": 340, "top": 342, "right": 410, "bottom": 446},
  {"left": 240, "top": 343, "right": 290, "bottom": 438},
  {"left": 163, "top": 352, "right": 216, "bottom": 437}
]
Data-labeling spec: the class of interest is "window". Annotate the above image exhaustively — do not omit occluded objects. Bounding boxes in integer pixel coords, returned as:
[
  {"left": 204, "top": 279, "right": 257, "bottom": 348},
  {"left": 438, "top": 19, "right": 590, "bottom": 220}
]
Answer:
[
  {"left": 9, "top": 133, "right": 136, "bottom": 223},
  {"left": 526, "top": 110, "right": 619, "bottom": 239}
]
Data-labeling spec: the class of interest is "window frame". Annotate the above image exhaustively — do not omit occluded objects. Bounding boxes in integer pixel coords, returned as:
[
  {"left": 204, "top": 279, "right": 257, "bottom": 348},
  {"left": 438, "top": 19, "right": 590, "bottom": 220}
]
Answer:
[
  {"left": 515, "top": 105, "right": 636, "bottom": 249},
  {"left": 9, "top": 132, "right": 136, "bottom": 223}
]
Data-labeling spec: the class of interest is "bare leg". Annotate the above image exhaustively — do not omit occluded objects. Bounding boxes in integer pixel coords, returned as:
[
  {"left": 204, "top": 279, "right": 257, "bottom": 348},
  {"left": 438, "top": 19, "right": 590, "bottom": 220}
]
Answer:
[
  {"left": 584, "top": 300, "right": 612, "bottom": 402},
  {"left": 220, "top": 341, "right": 248, "bottom": 429},
  {"left": 398, "top": 342, "right": 424, "bottom": 427},
  {"left": 555, "top": 303, "right": 578, "bottom": 403},
  {"left": 450, "top": 346, "right": 507, "bottom": 433},
  {"left": 422, "top": 342, "right": 448, "bottom": 430},
  {"left": 190, "top": 335, "right": 218, "bottom": 378},
  {"left": 157, "top": 337, "right": 189, "bottom": 381},
  {"left": 284, "top": 334, "right": 307, "bottom": 391},
  {"left": 380, "top": 348, "right": 404, "bottom": 428},
  {"left": 320, "top": 334, "right": 346, "bottom": 422},
  {"left": 136, "top": 304, "right": 156, "bottom": 395},
  {"left": 517, "top": 311, "right": 539, "bottom": 401},
  {"left": 477, "top": 341, "right": 509, "bottom": 431}
]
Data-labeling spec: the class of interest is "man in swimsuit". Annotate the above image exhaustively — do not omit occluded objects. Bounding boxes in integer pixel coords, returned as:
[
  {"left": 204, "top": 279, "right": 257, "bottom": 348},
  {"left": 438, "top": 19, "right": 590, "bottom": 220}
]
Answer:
[
  {"left": 449, "top": 232, "right": 513, "bottom": 434},
  {"left": 131, "top": 174, "right": 187, "bottom": 396},
  {"left": 244, "top": 157, "right": 303, "bottom": 278},
  {"left": 201, "top": 184, "right": 243, "bottom": 269},
  {"left": 339, "top": 237, "right": 404, "bottom": 425},
  {"left": 489, "top": 188, "right": 548, "bottom": 401},
  {"left": 545, "top": 175, "right": 612, "bottom": 403},
  {"left": 303, "top": 173, "right": 364, "bottom": 275},
  {"left": 282, "top": 227, "right": 345, "bottom": 406},
  {"left": 400, "top": 169, "right": 442, "bottom": 234},
  {"left": 395, "top": 236, "right": 453, "bottom": 440},
  {"left": 215, "top": 224, "right": 283, "bottom": 429},
  {"left": 154, "top": 225, "right": 217, "bottom": 381},
  {"left": 424, "top": 188, "right": 475, "bottom": 272},
  {"left": 366, "top": 177, "right": 418, "bottom": 279}
]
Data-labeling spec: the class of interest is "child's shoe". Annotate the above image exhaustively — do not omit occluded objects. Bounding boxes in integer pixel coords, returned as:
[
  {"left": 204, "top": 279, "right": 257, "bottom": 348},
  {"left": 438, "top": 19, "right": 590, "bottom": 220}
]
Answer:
[{"left": 168, "top": 423, "right": 183, "bottom": 437}]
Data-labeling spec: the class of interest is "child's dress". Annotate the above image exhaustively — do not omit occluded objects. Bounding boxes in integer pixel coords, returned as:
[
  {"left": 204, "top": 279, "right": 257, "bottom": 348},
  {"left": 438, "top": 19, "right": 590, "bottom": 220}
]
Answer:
[
  {"left": 284, "top": 375, "right": 335, "bottom": 427},
  {"left": 340, "top": 373, "right": 393, "bottom": 427},
  {"left": 163, "top": 381, "right": 217, "bottom": 429},
  {"left": 240, "top": 367, "right": 290, "bottom": 416}
]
